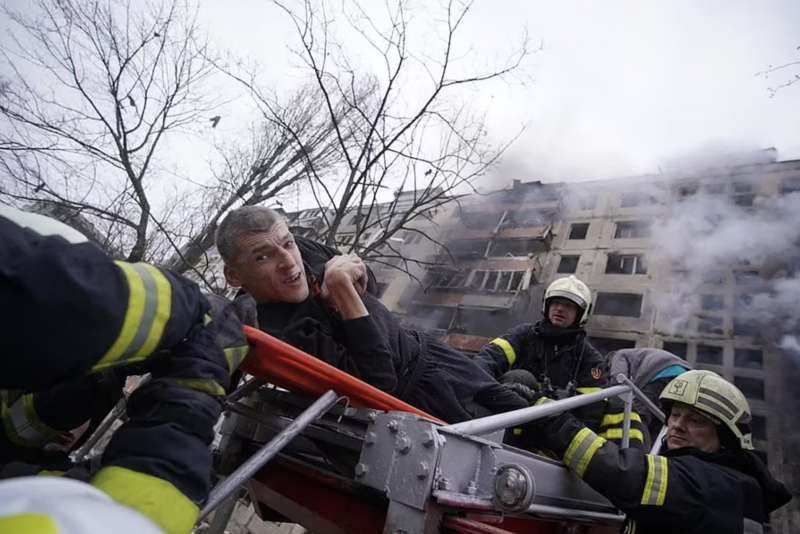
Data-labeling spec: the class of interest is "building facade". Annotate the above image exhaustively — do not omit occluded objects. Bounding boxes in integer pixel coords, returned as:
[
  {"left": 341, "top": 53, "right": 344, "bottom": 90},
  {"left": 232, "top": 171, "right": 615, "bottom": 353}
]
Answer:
[{"left": 378, "top": 155, "right": 800, "bottom": 532}]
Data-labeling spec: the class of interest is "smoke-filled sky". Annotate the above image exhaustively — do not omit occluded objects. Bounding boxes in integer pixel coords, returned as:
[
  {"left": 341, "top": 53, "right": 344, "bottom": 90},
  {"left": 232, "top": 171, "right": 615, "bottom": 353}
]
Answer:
[{"left": 199, "top": 0, "right": 800, "bottom": 184}]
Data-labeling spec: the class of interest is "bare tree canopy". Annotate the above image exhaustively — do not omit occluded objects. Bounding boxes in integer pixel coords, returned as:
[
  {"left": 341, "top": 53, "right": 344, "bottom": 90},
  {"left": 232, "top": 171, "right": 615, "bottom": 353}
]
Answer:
[
  {"left": 1, "top": 0, "right": 533, "bottom": 292},
  {"left": 0, "top": 0, "right": 214, "bottom": 261},
  {"left": 244, "top": 0, "right": 533, "bottom": 275}
]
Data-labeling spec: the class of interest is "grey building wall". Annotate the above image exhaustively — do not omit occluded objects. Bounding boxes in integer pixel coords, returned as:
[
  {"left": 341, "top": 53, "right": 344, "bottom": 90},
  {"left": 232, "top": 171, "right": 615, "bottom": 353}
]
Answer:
[{"left": 381, "top": 158, "right": 800, "bottom": 532}]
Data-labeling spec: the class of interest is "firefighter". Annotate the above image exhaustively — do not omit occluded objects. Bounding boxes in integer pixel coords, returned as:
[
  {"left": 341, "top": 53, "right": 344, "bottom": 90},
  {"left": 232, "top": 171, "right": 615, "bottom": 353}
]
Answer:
[
  {"left": 475, "top": 276, "right": 613, "bottom": 434},
  {"left": 609, "top": 348, "right": 692, "bottom": 440},
  {"left": 217, "top": 205, "right": 530, "bottom": 423},
  {"left": 524, "top": 370, "right": 792, "bottom": 533},
  {"left": 0, "top": 206, "right": 249, "bottom": 534}
]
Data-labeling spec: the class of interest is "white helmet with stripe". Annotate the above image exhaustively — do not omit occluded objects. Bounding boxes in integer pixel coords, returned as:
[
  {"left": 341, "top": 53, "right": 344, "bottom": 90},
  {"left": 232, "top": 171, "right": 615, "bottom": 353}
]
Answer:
[
  {"left": 659, "top": 370, "right": 754, "bottom": 450},
  {"left": 542, "top": 275, "right": 593, "bottom": 327}
]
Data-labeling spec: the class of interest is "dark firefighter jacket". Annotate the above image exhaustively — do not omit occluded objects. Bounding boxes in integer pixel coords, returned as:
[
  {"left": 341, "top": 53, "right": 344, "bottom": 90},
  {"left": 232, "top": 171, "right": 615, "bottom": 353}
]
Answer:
[
  {"left": 529, "top": 411, "right": 792, "bottom": 534},
  {"left": 233, "top": 237, "right": 529, "bottom": 423},
  {"left": 0, "top": 209, "right": 248, "bottom": 534},
  {"left": 475, "top": 321, "right": 610, "bottom": 433}
]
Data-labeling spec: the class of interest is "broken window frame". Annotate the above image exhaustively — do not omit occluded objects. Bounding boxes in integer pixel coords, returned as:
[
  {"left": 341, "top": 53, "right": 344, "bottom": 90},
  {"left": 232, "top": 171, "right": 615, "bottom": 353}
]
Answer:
[
  {"left": 673, "top": 182, "right": 699, "bottom": 200},
  {"left": 594, "top": 292, "right": 644, "bottom": 318},
  {"left": 662, "top": 341, "right": 688, "bottom": 360},
  {"left": 696, "top": 344, "right": 724, "bottom": 365},
  {"left": 337, "top": 233, "right": 355, "bottom": 245},
  {"left": 620, "top": 191, "right": 659, "bottom": 208},
  {"left": 605, "top": 253, "right": 648, "bottom": 275},
  {"left": 696, "top": 314, "right": 724, "bottom": 335},
  {"left": 780, "top": 177, "right": 800, "bottom": 195},
  {"left": 734, "top": 376, "right": 765, "bottom": 401},
  {"left": 466, "top": 269, "right": 528, "bottom": 292},
  {"left": 557, "top": 254, "right": 580, "bottom": 274},
  {"left": 568, "top": 222, "right": 590, "bottom": 239},
  {"left": 734, "top": 348, "right": 763, "bottom": 369},
  {"left": 613, "top": 220, "right": 652, "bottom": 239},
  {"left": 700, "top": 294, "right": 725, "bottom": 311}
]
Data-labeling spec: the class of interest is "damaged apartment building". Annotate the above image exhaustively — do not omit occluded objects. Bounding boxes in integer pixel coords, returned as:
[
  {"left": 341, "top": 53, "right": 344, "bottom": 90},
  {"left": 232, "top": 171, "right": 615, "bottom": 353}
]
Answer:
[
  {"left": 370, "top": 151, "right": 800, "bottom": 532},
  {"left": 280, "top": 152, "right": 799, "bottom": 530}
]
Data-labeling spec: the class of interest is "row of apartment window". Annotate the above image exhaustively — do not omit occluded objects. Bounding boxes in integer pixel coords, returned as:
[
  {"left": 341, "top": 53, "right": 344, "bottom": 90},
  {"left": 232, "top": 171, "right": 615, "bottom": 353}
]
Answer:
[
  {"left": 568, "top": 220, "right": 653, "bottom": 240},
  {"left": 572, "top": 175, "right": 800, "bottom": 212},
  {"left": 427, "top": 269, "right": 528, "bottom": 293},
  {"left": 558, "top": 253, "right": 648, "bottom": 275}
]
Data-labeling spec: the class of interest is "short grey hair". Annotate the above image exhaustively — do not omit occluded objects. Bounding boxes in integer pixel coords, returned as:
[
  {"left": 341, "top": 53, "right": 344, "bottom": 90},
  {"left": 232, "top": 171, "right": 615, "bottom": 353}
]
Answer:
[{"left": 216, "top": 205, "right": 285, "bottom": 264}]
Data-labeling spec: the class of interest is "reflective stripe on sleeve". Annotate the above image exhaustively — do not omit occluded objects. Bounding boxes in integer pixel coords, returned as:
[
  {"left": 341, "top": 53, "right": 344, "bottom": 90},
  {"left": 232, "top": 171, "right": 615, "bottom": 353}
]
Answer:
[
  {"left": 563, "top": 427, "right": 607, "bottom": 478},
  {"left": 601, "top": 412, "right": 642, "bottom": 426},
  {"left": 92, "top": 262, "right": 173, "bottom": 371},
  {"left": 1, "top": 394, "right": 59, "bottom": 447},
  {"left": 171, "top": 378, "right": 226, "bottom": 397},
  {"left": 223, "top": 345, "right": 250, "bottom": 374},
  {"left": 575, "top": 387, "right": 602, "bottom": 394},
  {"left": 0, "top": 514, "right": 59, "bottom": 534},
  {"left": 640, "top": 455, "right": 669, "bottom": 506},
  {"left": 490, "top": 338, "right": 516, "bottom": 367},
  {"left": 599, "top": 428, "right": 645, "bottom": 443},
  {"left": 92, "top": 466, "right": 199, "bottom": 534}
]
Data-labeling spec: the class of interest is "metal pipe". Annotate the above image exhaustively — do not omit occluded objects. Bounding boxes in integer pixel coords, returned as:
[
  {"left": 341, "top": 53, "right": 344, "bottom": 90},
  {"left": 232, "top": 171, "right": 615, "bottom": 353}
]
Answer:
[
  {"left": 615, "top": 373, "right": 666, "bottom": 423},
  {"left": 442, "top": 385, "right": 631, "bottom": 436},
  {"left": 71, "top": 375, "right": 152, "bottom": 462},
  {"left": 225, "top": 377, "right": 265, "bottom": 404},
  {"left": 432, "top": 491, "right": 623, "bottom": 524},
  {"left": 621, "top": 390, "right": 633, "bottom": 449},
  {"left": 199, "top": 389, "right": 339, "bottom": 518}
]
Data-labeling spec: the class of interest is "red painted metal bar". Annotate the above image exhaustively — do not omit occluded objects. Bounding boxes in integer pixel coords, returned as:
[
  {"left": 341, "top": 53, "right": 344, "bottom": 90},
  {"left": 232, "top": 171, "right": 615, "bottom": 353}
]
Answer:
[{"left": 240, "top": 325, "right": 444, "bottom": 423}]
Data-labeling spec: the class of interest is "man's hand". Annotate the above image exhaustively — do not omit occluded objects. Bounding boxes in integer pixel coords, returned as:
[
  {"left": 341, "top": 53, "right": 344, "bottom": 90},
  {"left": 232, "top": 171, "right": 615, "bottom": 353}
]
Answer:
[
  {"left": 321, "top": 254, "right": 368, "bottom": 297},
  {"left": 320, "top": 254, "right": 370, "bottom": 320}
]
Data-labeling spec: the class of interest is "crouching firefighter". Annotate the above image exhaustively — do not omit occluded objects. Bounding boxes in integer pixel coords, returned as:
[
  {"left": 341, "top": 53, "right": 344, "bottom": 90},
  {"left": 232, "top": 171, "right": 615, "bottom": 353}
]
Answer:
[
  {"left": 475, "top": 276, "right": 625, "bottom": 436},
  {"left": 521, "top": 370, "right": 792, "bottom": 533},
  {"left": 0, "top": 206, "right": 249, "bottom": 534}
]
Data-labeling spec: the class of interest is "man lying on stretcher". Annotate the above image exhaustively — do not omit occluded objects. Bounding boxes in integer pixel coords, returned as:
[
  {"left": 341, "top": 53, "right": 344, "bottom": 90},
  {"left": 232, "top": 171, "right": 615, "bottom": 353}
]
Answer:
[{"left": 216, "top": 206, "right": 530, "bottom": 423}]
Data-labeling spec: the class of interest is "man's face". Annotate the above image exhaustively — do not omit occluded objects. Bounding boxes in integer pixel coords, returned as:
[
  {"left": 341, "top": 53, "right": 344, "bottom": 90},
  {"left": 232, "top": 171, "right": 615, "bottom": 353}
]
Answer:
[
  {"left": 666, "top": 403, "right": 721, "bottom": 453},
  {"left": 548, "top": 297, "right": 580, "bottom": 327},
  {"left": 224, "top": 222, "right": 309, "bottom": 304}
]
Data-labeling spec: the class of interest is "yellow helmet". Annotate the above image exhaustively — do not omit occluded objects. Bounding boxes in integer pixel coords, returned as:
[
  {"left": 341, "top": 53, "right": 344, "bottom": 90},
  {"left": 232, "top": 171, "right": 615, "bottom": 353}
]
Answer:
[
  {"left": 659, "top": 370, "right": 754, "bottom": 450},
  {"left": 542, "top": 275, "right": 593, "bottom": 326}
]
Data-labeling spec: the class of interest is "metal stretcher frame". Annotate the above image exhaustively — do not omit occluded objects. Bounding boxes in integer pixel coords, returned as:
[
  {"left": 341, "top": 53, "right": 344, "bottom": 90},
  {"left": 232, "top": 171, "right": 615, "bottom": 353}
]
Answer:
[{"left": 231, "top": 326, "right": 648, "bottom": 534}]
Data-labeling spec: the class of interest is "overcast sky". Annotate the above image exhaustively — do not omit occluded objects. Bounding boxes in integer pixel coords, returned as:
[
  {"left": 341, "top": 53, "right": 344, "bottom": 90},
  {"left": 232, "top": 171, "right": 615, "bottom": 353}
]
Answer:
[{"left": 197, "top": 1, "right": 800, "bottom": 187}]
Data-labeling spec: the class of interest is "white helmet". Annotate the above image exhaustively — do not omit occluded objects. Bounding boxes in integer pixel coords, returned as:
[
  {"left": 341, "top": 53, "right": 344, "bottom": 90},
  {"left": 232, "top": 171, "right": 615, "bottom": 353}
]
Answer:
[
  {"left": 542, "top": 275, "right": 593, "bottom": 326},
  {"left": 660, "top": 370, "right": 754, "bottom": 450},
  {"left": 0, "top": 477, "right": 164, "bottom": 533},
  {"left": 0, "top": 205, "right": 89, "bottom": 243}
]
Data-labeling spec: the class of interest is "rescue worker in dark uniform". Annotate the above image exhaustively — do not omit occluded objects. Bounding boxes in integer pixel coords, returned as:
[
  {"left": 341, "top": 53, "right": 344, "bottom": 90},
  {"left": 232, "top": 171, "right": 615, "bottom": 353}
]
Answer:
[
  {"left": 609, "top": 348, "right": 692, "bottom": 440},
  {"left": 523, "top": 370, "right": 791, "bottom": 533},
  {"left": 475, "top": 276, "right": 613, "bottom": 434},
  {"left": 216, "top": 205, "right": 530, "bottom": 423},
  {"left": 0, "top": 206, "right": 249, "bottom": 534}
]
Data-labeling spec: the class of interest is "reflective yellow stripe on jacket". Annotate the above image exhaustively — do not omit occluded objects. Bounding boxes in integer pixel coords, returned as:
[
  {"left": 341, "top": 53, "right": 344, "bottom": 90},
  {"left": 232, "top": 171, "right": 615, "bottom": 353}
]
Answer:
[
  {"left": 490, "top": 338, "right": 516, "bottom": 367},
  {"left": 599, "top": 428, "right": 645, "bottom": 443},
  {"left": 563, "top": 427, "right": 607, "bottom": 478},
  {"left": 0, "top": 514, "right": 59, "bottom": 534},
  {"left": 92, "top": 466, "right": 198, "bottom": 534},
  {"left": 640, "top": 455, "right": 669, "bottom": 506},
  {"left": 92, "top": 262, "right": 173, "bottom": 371},
  {"left": 223, "top": 345, "right": 250, "bottom": 374},
  {"left": 1, "top": 394, "right": 59, "bottom": 447},
  {"left": 601, "top": 412, "right": 642, "bottom": 426}
]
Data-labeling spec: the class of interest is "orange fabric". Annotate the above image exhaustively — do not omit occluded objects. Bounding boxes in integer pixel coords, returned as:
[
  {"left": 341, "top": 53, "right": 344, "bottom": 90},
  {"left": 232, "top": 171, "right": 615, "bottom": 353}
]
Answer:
[{"left": 241, "top": 326, "right": 444, "bottom": 424}]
